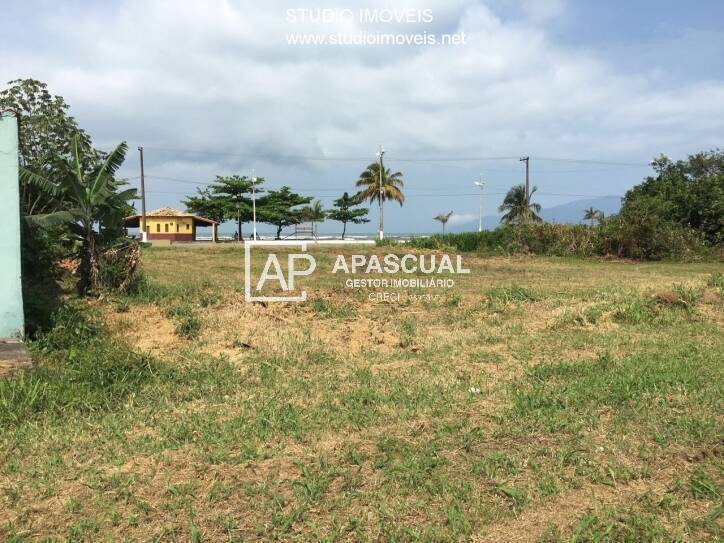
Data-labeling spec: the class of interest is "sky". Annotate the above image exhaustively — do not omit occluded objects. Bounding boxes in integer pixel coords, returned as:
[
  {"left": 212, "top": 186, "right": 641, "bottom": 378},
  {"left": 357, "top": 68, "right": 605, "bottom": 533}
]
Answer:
[{"left": 2, "top": 0, "right": 723, "bottom": 234}]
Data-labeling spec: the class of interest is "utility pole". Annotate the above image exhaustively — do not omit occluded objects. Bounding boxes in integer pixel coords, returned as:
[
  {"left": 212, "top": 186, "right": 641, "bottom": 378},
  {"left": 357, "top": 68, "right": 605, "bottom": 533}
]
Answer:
[
  {"left": 376, "top": 145, "right": 385, "bottom": 241},
  {"left": 474, "top": 176, "right": 484, "bottom": 232},
  {"left": 519, "top": 156, "right": 530, "bottom": 207},
  {"left": 519, "top": 156, "right": 530, "bottom": 223},
  {"left": 138, "top": 146, "right": 147, "bottom": 242}
]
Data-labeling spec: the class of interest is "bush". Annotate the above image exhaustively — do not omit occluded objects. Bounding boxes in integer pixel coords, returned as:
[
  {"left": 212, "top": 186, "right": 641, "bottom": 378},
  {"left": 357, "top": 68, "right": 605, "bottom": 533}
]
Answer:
[
  {"left": 98, "top": 241, "right": 144, "bottom": 294},
  {"left": 407, "top": 222, "right": 712, "bottom": 261},
  {"left": 598, "top": 215, "right": 707, "bottom": 260},
  {"left": 21, "top": 222, "right": 66, "bottom": 335},
  {"left": 408, "top": 229, "right": 512, "bottom": 253}
]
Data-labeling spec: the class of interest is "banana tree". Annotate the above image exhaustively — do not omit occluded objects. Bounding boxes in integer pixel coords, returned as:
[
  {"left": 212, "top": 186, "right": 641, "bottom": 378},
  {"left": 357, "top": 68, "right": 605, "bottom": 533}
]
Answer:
[{"left": 21, "top": 138, "right": 135, "bottom": 293}]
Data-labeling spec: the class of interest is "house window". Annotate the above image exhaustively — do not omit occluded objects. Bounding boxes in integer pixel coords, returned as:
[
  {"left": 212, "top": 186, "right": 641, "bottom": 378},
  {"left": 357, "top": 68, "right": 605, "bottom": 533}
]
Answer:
[
  {"left": 176, "top": 224, "right": 179, "bottom": 232},
  {"left": 165, "top": 224, "right": 169, "bottom": 233},
  {"left": 187, "top": 224, "right": 190, "bottom": 231},
  {"left": 156, "top": 224, "right": 160, "bottom": 232}
]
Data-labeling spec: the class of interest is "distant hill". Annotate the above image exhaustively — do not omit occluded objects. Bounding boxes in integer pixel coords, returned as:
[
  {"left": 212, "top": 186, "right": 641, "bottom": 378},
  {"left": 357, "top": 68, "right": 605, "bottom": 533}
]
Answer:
[
  {"left": 540, "top": 196, "right": 622, "bottom": 224},
  {"left": 445, "top": 196, "right": 623, "bottom": 232}
]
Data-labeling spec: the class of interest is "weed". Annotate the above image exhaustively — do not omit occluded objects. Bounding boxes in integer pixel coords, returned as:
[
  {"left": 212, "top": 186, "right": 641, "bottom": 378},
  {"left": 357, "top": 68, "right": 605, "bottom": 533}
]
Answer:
[
  {"left": 398, "top": 315, "right": 417, "bottom": 348},
  {"left": 115, "top": 299, "right": 130, "bottom": 313},
  {"left": 199, "top": 291, "right": 222, "bottom": 307},
  {"left": 706, "top": 272, "right": 724, "bottom": 293},
  {"left": 311, "top": 299, "right": 355, "bottom": 319},
  {"left": 689, "top": 467, "right": 720, "bottom": 500},
  {"left": 486, "top": 285, "right": 537, "bottom": 305},
  {"left": 175, "top": 313, "right": 201, "bottom": 339},
  {"left": 671, "top": 283, "right": 702, "bottom": 305},
  {"left": 567, "top": 507, "right": 668, "bottom": 543},
  {"left": 613, "top": 299, "right": 654, "bottom": 324},
  {"left": 165, "top": 302, "right": 202, "bottom": 339}
]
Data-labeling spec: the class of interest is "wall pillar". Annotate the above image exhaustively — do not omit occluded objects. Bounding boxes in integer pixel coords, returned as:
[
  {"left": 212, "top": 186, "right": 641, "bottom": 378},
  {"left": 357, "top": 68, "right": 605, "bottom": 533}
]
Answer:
[{"left": 0, "top": 112, "right": 24, "bottom": 339}]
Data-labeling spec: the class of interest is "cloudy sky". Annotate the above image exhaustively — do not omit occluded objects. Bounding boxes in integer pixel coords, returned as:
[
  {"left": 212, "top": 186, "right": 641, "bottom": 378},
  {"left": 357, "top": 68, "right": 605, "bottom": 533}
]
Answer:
[{"left": 2, "top": 0, "right": 723, "bottom": 234}]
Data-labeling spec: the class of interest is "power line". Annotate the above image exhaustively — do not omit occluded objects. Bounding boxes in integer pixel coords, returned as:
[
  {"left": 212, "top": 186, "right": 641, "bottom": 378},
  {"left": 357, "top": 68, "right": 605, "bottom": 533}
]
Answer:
[
  {"left": 531, "top": 156, "right": 649, "bottom": 167},
  {"left": 142, "top": 146, "right": 369, "bottom": 162},
  {"left": 138, "top": 145, "right": 651, "bottom": 168},
  {"left": 145, "top": 189, "right": 620, "bottom": 198},
  {"left": 142, "top": 173, "right": 628, "bottom": 191}
]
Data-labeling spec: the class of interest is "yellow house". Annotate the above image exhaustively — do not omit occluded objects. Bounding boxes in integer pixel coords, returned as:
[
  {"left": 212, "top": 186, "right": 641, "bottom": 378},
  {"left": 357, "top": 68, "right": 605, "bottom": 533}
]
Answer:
[{"left": 124, "top": 207, "right": 218, "bottom": 242}]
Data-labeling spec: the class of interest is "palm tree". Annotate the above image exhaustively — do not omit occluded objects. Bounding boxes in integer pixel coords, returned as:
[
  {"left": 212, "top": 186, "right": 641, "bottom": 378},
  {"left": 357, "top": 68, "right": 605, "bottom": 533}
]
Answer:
[
  {"left": 434, "top": 211, "right": 453, "bottom": 235},
  {"left": 354, "top": 159, "right": 404, "bottom": 239},
  {"left": 301, "top": 199, "right": 326, "bottom": 236},
  {"left": 21, "top": 138, "right": 134, "bottom": 293},
  {"left": 583, "top": 206, "right": 602, "bottom": 226},
  {"left": 499, "top": 184, "right": 542, "bottom": 224}
]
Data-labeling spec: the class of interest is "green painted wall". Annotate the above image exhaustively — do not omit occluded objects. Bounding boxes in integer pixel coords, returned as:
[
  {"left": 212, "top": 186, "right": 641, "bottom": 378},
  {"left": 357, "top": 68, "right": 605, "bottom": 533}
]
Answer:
[{"left": 0, "top": 113, "right": 24, "bottom": 338}]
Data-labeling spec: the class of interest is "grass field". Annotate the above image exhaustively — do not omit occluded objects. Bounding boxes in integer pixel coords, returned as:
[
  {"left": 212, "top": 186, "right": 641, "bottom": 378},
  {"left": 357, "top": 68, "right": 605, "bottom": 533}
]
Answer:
[{"left": 1, "top": 245, "right": 723, "bottom": 542}]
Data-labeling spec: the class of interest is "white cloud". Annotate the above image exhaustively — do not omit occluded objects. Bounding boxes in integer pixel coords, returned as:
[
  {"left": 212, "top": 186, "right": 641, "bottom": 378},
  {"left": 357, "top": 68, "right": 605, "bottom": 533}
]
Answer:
[{"left": 447, "top": 213, "right": 479, "bottom": 225}]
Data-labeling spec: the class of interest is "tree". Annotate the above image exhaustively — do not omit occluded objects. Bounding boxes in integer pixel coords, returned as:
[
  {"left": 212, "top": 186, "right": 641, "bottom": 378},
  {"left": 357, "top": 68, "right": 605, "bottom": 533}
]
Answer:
[
  {"left": 21, "top": 138, "right": 136, "bottom": 293},
  {"left": 256, "top": 186, "right": 312, "bottom": 239},
  {"left": 183, "top": 187, "right": 227, "bottom": 224},
  {"left": 583, "top": 207, "right": 602, "bottom": 226},
  {"left": 620, "top": 151, "right": 724, "bottom": 244},
  {"left": 0, "top": 78, "right": 99, "bottom": 216},
  {"left": 207, "top": 175, "right": 264, "bottom": 240},
  {"left": 300, "top": 199, "right": 326, "bottom": 234},
  {"left": 434, "top": 211, "right": 453, "bottom": 235},
  {"left": 499, "top": 184, "right": 542, "bottom": 224},
  {"left": 327, "top": 192, "right": 369, "bottom": 239},
  {"left": 354, "top": 159, "right": 404, "bottom": 238}
]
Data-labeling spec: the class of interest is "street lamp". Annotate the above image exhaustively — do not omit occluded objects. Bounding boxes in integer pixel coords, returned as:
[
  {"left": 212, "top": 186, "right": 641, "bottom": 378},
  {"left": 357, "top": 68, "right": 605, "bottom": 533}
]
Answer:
[
  {"left": 474, "top": 178, "right": 484, "bottom": 232},
  {"left": 251, "top": 169, "right": 258, "bottom": 241},
  {"left": 375, "top": 145, "right": 385, "bottom": 241}
]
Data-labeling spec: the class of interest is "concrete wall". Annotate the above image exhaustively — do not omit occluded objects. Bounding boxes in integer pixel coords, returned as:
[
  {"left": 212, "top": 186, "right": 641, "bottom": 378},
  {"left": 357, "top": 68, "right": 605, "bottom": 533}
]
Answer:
[{"left": 0, "top": 113, "right": 24, "bottom": 338}]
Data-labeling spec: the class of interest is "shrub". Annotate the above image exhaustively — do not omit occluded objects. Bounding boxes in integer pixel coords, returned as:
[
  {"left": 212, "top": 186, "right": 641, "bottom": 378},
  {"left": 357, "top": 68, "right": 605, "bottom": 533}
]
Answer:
[
  {"left": 407, "top": 222, "right": 711, "bottom": 261},
  {"left": 408, "top": 229, "right": 511, "bottom": 253},
  {"left": 98, "top": 242, "right": 144, "bottom": 294},
  {"left": 598, "top": 215, "right": 707, "bottom": 260}
]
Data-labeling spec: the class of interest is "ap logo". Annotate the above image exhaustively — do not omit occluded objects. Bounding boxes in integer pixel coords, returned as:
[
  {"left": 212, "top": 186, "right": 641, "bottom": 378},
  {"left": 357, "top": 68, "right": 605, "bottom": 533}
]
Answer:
[{"left": 244, "top": 241, "right": 317, "bottom": 302}]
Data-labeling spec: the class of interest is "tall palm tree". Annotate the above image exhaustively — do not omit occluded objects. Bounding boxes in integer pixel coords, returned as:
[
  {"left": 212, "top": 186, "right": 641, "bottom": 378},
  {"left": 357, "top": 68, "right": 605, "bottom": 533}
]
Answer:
[
  {"left": 499, "top": 184, "right": 542, "bottom": 224},
  {"left": 434, "top": 211, "right": 453, "bottom": 235},
  {"left": 354, "top": 159, "right": 404, "bottom": 239},
  {"left": 583, "top": 206, "right": 600, "bottom": 226},
  {"left": 21, "top": 138, "right": 134, "bottom": 293}
]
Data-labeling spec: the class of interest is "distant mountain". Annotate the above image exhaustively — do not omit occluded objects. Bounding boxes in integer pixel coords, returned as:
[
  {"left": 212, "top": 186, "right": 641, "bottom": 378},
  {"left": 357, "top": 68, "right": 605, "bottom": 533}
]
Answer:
[
  {"left": 444, "top": 196, "right": 623, "bottom": 232},
  {"left": 540, "top": 196, "right": 622, "bottom": 224}
]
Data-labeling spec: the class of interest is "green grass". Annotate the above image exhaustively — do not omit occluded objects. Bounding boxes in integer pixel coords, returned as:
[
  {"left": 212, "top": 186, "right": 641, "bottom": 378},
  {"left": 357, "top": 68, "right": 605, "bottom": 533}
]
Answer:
[{"left": 1, "top": 247, "right": 722, "bottom": 541}]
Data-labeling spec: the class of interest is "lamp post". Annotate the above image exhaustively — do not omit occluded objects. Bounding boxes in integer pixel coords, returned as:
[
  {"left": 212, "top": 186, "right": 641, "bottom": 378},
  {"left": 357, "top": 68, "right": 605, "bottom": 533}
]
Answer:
[
  {"left": 251, "top": 169, "right": 258, "bottom": 241},
  {"left": 376, "top": 145, "right": 385, "bottom": 241},
  {"left": 474, "top": 177, "right": 484, "bottom": 232}
]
